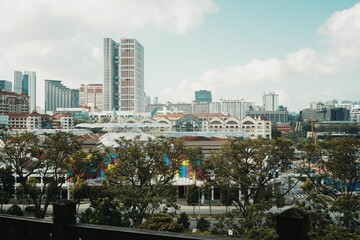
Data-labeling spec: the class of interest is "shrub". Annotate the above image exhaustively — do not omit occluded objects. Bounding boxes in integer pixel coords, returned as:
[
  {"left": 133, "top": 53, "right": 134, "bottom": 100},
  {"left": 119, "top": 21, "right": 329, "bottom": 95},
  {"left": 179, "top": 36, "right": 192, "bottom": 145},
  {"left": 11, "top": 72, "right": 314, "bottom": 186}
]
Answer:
[
  {"left": 177, "top": 212, "right": 190, "bottom": 229},
  {"left": 196, "top": 217, "right": 210, "bottom": 232},
  {"left": 6, "top": 204, "right": 23, "bottom": 216}
]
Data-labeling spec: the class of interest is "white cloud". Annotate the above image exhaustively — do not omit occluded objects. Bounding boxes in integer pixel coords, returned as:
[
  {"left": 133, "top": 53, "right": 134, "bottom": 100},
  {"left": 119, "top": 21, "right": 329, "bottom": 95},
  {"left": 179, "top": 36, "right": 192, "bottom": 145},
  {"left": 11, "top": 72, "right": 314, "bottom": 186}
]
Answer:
[
  {"left": 0, "top": 0, "right": 217, "bottom": 108},
  {"left": 319, "top": 2, "right": 360, "bottom": 49},
  {"left": 159, "top": 2, "right": 360, "bottom": 110}
]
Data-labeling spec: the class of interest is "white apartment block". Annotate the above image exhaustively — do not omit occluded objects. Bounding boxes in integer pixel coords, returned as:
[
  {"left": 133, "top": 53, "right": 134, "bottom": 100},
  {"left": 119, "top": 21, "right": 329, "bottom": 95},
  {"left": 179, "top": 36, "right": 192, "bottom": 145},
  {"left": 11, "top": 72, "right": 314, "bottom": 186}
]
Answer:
[
  {"left": 52, "top": 113, "right": 74, "bottom": 129},
  {"left": 263, "top": 92, "right": 279, "bottom": 111},
  {"left": 27, "top": 111, "right": 42, "bottom": 130},
  {"left": 221, "top": 99, "right": 255, "bottom": 120},
  {"left": 80, "top": 84, "right": 103, "bottom": 112},
  {"left": 8, "top": 113, "right": 28, "bottom": 129},
  {"left": 350, "top": 108, "right": 360, "bottom": 123}
]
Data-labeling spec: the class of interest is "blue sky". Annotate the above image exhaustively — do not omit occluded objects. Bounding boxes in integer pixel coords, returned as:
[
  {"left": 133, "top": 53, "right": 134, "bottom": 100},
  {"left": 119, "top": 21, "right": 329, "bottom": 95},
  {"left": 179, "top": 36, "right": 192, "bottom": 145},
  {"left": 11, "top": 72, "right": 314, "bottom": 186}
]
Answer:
[{"left": 0, "top": 0, "right": 359, "bottom": 111}]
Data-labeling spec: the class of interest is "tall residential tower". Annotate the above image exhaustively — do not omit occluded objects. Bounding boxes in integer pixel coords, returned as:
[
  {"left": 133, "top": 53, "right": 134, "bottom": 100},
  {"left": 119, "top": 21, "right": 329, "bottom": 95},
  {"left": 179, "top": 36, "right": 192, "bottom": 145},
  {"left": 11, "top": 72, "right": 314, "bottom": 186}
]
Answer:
[
  {"left": 263, "top": 92, "right": 279, "bottom": 111},
  {"left": 103, "top": 38, "right": 144, "bottom": 113}
]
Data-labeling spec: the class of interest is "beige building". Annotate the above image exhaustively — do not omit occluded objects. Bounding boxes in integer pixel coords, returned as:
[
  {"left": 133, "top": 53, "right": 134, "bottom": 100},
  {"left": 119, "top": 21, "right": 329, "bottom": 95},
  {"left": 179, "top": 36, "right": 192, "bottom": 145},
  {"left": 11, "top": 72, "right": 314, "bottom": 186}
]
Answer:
[
  {"left": 0, "top": 90, "right": 30, "bottom": 115},
  {"left": 79, "top": 84, "right": 103, "bottom": 112}
]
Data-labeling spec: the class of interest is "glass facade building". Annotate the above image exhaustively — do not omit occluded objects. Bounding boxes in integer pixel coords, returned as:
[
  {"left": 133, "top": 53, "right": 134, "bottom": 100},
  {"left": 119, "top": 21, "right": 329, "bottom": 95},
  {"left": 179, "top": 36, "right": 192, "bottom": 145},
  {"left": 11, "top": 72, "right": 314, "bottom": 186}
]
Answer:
[
  {"left": 0, "top": 80, "right": 12, "bottom": 91},
  {"left": 45, "top": 80, "right": 79, "bottom": 113},
  {"left": 195, "top": 90, "right": 212, "bottom": 103},
  {"left": 13, "top": 70, "right": 36, "bottom": 112}
]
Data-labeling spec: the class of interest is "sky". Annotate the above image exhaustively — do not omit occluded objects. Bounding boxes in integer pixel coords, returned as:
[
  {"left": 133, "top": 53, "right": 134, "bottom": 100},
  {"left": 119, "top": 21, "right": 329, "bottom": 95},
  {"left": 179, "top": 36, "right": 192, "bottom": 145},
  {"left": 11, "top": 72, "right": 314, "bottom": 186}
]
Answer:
[{"left": 0, "top": 0, "right": 359, "bottom": 112}]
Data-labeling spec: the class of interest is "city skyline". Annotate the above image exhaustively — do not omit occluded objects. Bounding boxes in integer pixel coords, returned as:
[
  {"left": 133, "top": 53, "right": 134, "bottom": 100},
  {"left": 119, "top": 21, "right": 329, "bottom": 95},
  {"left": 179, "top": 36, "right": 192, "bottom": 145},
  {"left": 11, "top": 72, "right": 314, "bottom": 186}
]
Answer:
[{"left": 0, "top": 0, "right": 359, "bottom": 111}]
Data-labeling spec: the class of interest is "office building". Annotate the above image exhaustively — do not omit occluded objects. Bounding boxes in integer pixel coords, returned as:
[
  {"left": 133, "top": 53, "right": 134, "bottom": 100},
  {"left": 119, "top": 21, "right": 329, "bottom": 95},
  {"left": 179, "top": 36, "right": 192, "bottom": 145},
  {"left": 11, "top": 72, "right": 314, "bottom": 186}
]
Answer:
[
  {"left": 13, "top": 70, "right": 36, "bottom": 112},
  {"left": 221, "top": 99, "right": 255, "bottom": 120},
  {"left": 13, "top": 71, "right": 23, "bottom": 94},
  {"left": 195, "top": 90, "right": 212, "bottom": 103},
  {"left": 79, "top": 84, "right": 103, "bottom": 112},
  {"left": 210, "top": 102, "right": 221, "bottom": 114},
  {"left": 103, "top": 37, "right": 144, "bottom": 112},
  {"left": 246, "top": 109, "right": 289, "bottom": 123},
  {"left": 263, "top": 92, "right": 279, "bottom": 111},
  {"left": 330, "top": 108, "right": 350, "bottom": 121},
  {"left": 192, "top": 102, "right": 210, "bottom": 114},
  {"left": 145, "top": 96, "right": 151, "bottom": 106},
  {"left": 45, "top": 80, "right": 79, "bottom": 113},
  {"left": 0, "top": 80, "right": 12, "bottom": 91}
]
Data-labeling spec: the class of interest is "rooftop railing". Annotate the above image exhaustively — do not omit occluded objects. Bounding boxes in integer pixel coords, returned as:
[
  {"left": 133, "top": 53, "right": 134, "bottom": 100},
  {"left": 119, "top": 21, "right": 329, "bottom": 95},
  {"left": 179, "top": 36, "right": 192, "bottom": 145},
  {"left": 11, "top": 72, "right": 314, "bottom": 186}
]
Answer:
[
  {"left": 0, "top": 199, "right": 237, "bottom": 240},
  {"left": 0, "top": 200, "right": 309, "bottom": 240}
]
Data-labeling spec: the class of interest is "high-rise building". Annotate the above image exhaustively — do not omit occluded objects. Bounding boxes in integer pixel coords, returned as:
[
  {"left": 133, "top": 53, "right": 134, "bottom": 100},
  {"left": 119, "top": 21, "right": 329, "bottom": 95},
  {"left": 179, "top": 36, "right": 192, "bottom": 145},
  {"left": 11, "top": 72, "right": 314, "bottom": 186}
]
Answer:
[
  {"left": 210, "top": 102, "right": 221, "bottom": 114},
  {"left": 0, "top": 80, "right": 12, "bottom": 91},
  {"left": 13, "top": 71, "right": 23, "bottom": 94},
  {"left": 195, "top": 90, "right": 212, "bottom": 103},
  {"left": 13, "top": 70, "right": 36, "bottom": 112},
  {"left": 79, "top": 84, "right": 103, "bottom": 112},
  {"left": 221, "top": 99, "right": 255, "bottom": 120},
  {"left": 192, "top": 102, "right": 210, "bottom": 114},
  {"left": 262, "top": 92, "right": 279, "bottom": 111},
  {"left": 45, "top": 80, "right": 79, "bottom": 113},
  {"left": 145, "top": 96, "right": 151, "bottom": 106},
  {"left": 103, "top": 37, "right": 144, "bottom": 112},
  {"left": 103, "top": 38, "right": 119, "bottom": 112}
]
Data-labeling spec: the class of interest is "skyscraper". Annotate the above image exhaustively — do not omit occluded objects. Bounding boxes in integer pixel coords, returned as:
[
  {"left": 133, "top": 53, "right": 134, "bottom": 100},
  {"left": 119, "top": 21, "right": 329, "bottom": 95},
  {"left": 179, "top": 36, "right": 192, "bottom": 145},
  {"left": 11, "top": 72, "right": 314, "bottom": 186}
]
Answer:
[
  {"left": 13, "top": 70, "right": 36, "bottom": 112},
  {"left": 195, "top": 90, "right": 212, "bottom": 103},
  {"left": 103, "top": 37, "right": 144, "bottom": 113},
  {"left": 45, "top": 80, "right": 79, "bottom": 113},
  {"left": 262, "top": 92, "right": 279, "bottom": 111},
  {"left": 13, "top": 70, "right": 23, "bottom": 94},
  {"left": 221, "top": 99, "right": 255, "bottom": 120},
  {"left": 103, "top": 38, "right": 119, "bottom": 112}
]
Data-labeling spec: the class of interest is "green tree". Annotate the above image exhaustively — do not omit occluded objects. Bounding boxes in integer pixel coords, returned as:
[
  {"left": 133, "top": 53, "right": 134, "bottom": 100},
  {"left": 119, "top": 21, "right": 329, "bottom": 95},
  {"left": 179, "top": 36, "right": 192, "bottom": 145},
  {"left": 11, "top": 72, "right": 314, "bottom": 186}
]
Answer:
[
  {"left": 220, "top": 187, "right": 235, "bottom": 212},
  {"left": 177, "top": 212, "right": 190, "bottom": 229},
  {"left": 186, "top": 184, "right": 199, "bottom": 215},
  {"left": 243, "top": 227, "right": 278, "bottom": 240},
  {"left": 80, "top": 187, "right": 130, "bottom": 227},
  {"left": 70, "top": 179, "right": 92, "bottom": 213},
  {"left": 202, "top": 184, "right": 213, "bottom": 215},
  {"left": 0, "top": 167, "right": 15, "bottom": 212},
  {"left": 297, "top": 138, "right": 360, "bottom": 237},
  {"left": 105, "top": 136, "right": 193, "bottom": 227},
  {"left": 317, "top": 225, "right": 360, "bottom": 240},
  {"left": 6, "top": 204, "right": 24, "bottom": 216},
  {"left": 196, "top": 217, "right": 210, "bottom": 232},
  {"left": 271, "top": 122, "right": 282, "bottom": 138},
  {"left": 296, "top": 194, "right": 332, "bottom": 238},
  {"left": 141, "top": 213, "right": 183, "bottom": 232},
  {"left": 331, "top": 194, "right": 360, "bottom": 228},
  {"left": 0, "top": 132, "right": 101, "bottom": 218},
  {"left": 298, "top": 138, "right": 360, "bottom": 198},
  {"left": 205, "top": 138, "right": 294, "bottom": 235}
]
